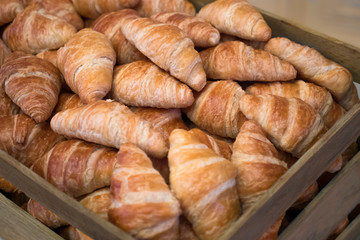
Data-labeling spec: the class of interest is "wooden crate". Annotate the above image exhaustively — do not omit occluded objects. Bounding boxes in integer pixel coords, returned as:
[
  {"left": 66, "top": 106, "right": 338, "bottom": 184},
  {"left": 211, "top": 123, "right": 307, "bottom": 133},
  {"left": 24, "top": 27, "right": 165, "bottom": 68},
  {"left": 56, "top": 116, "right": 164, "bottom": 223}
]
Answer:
[{"left": 1, "top": 2, "right": 360, "bottom": 240}]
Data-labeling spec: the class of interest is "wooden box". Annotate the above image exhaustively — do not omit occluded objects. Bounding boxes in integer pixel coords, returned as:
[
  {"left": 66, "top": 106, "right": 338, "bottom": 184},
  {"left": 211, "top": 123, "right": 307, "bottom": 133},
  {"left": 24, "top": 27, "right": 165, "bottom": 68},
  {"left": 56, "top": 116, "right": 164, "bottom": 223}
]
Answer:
[{"left": 0, "top": 1, "right": 360, "bottom": 239}]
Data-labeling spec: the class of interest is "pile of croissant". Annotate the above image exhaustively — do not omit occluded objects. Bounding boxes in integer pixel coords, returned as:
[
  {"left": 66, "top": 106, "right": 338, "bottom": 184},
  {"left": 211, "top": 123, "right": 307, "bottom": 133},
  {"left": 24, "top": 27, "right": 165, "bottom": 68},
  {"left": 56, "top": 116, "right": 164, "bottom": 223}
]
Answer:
[{"left": 0, "top": 0, "right": 358, "bottom": 239}]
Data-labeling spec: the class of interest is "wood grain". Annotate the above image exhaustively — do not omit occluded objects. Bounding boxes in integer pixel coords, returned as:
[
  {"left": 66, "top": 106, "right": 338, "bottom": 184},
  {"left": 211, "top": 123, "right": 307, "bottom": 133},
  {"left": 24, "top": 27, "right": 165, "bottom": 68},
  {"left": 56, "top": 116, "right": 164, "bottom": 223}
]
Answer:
[
  {"left": 0, "top": 193, "right": 62, "bottom": 240},
  {"left": 220, "top": 103, "right": 360, "bottom": 240},
  {"left": 279, "top": 152, "right": 360, "bottom": 240},
  {"left": 0, "top": 150, "right": 134, "bottom": 240},
  {"left": 336, "top": 214, "right": 360, "bottom": 240}
]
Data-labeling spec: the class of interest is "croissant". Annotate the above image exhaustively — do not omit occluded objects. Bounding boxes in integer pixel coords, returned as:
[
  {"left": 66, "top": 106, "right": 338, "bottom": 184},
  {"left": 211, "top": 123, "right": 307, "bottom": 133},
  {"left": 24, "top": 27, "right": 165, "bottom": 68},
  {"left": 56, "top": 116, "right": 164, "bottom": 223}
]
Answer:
[
  {"left": 111, "top": 61, "right": 194, "bottom": 108},
  {"left": 247, "top": 80, "right": 346, "bottom": 128},
  {"left": 239, "top": 94, "right": 325, "bottom": 158},
  {"left": 36, "top": 50, "right": 58, "bottom": 68},
  {"left": 72, "top": 0, "right": 140, "bottom": 19},
  {"left": 120, "top": 16, "right": 206, "bottom": 91},
  {"left": 184, "top": 80, "right": 247, "bottom": 138},
  {"left": 200, "top": 41, "right": 297, "bottom": 81},
  {"left": 264, "top": 37, "right": 359, "bottom": 110},
  {"left": 151, "top": 12, "right": 220, "bottom": 48},
  {"left": 23, "top": 0, "right": 84, "bottom": 30},
  {"left": 0, "top": 0, "right": 24, "bottom": 26},
  {"left": 189, "top": 128, "right": 233, "bottom": 160},
  {"left": 31, "top": 140, "right": 117, "bottom": 197},
  {"left": 57, "top": 28, "right": 116, "bottom": 104},
  {"left": 168, "top": 129, "right": 240, "bottom": 240},
  {"left": 232, "top": 120, "right": 287, "bottom": 239},
  {"left": 50, "top": 100, "right": 168, "bottom": 158},
  {"left": 109, "top": 143, "right": 181, "bottom": 239},
  {"left": 197, "top": 0, "right": 271, "bottom": 41},
  {"left": 3, "top": 3, "right": 76, "bottom": 54},
  {"left": 0, "top": 114, "right": 63, "bottom": 168},
  {"left": 133, "top": 107, "right": 188, "bottom": 182},
  {"left": 27, "top": 187, "right": 111, "bottom": 229},
  {"left": 136, "top": 0, "right": 196, "bottom": 17},
  {"left": 53, "top": 93, "right": 84, "bottom": 114},
  {"left": 92, "top": 10, "right": 147, "bottom": 65},
  {"left": 0, "top": 52, "right": 62, "bottom": 122}
]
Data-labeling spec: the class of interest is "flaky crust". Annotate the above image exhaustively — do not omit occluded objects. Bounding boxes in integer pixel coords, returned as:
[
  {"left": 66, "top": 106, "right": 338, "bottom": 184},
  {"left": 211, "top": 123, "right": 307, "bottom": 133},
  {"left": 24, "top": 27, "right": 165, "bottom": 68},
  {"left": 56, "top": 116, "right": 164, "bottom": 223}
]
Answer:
[
  {"left": 151, "top": 12, "right": 220, "bottom": 48},
  {"left": 31, "top": 140, "right": 117, "bottom": 197},
  {"left": 3, "top": 3, "right": 76, "bottom": 54},
  {"left": 92, "top": 9, "right": 147, "bottom": 65},
  {"left": 136, "top": 0, "right": 195, "bottom": 17},
  {"left": 168, "top": 129, "right": 240, "bottom": 240},
  {"left": 109, "top": 143, "right": 181, "bottom": 239},
  {"left": 0, "top": 0, "right": 24, "bottom": 26},
  {"left": 53, "top": 93, "right": 84, "bottom": 115},
  {"left": 0, "top": 114, "right": 63, "bottom": 168},
  {"left": 200, "top": 41, "right": 296, "bottom": 81},
  {"left": 264, "top": 37, "right": 358, "bottom": 110},
  {"left": 120, "top": 16, "right": 206, "bottom": 91},
  {"left": 72, "top": 0, "right": 140, "bottom": 19},
  {"left": 184, "top": 80, "right": 247, "bottom": 138},
  {"left": 197, "top": 0, "right": 271, "bottom": 41},
  {"left": 0, "top": 52, "right": 62, "bottom": 122},
  {"left": 239, "top": 94, "right": 325, "bottom": 158},
  {"left": 247, "top": 80, "right": 345, "bottom": 128},
  {"left": 50, "top": 100, "right": 168, "bottom": 158},
  {"left": 23, "top": 0, "right": 84, "bottom": 29},
  {"left": 57, "top": 28, "right": 116, "bottom": 104},
  {"left": 112, "top": 61, "right": 194, "bottom": 108}
]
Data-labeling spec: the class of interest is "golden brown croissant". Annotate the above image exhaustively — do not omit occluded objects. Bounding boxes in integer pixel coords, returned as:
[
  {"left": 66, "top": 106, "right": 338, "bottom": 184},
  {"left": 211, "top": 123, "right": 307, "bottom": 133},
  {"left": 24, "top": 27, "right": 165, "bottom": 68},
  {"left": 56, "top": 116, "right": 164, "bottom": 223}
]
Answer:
[
  {"left": 57, "top": 28, "right": 116, "bottom": 104},
  {"left": 264, "top": 37, "right": 359, "bottom": 110},
  {"left": 247, "top": 80, "right": 346, "bottom": 128},
  {"left": 0, "top": 52, "right": 62, "bottom": 122},
  {"left": 111, "top": 61, "right": 194, "bottom": 108},
  {"left": 232, "top": 120, "right": 287, "bottom": 239},
  {"left": 23, "top": 0, "right": 84, "bottom": 30},
  {"left": 53, "top": 93, "right": 84, "bottom": 114},
  {"left": 168, "top": 129, "right": 240, "bottom": 240},
  {"left": 0, "top": 0, "right": 24, "bottom": 26},
  {"left": 184, "top": 80, "right": 247, "bottom": 138},
  {"left": 92, "top": 10, "right": 147, "bottom": 65},
  {"left": 2, "top": 3, "right": 76, "bottom": 54},
  {"left": 200, "top": 41, "right": 297, "bottom": 81},
  {"left": 189, "top": 128, "right": 233, "bottom": 160},
  {"left": 136, "top": 0, "right": 196, "bottom": 17},
  {"left": 197, "top": 0, "right": 271, "bottom": 41},
  {"left": 239, "top": 94, "right": 326, "bottom": 158},
  {"left": 50, "top": 100, "right": 168, "bottom": 158},
  {"left": 151, "top": 12, "right": 220, "bottom": 48},
  {"left": 109, "top": 143, "right": 181, "bottom": 239},
  {"left": 72, "top": 0, "right": 140, "bottom": 19},
  {"left": 220, "top": 33, "right": 266, "bottom": 50},
  {"left": 133, "top": 107, "right": 188, "bottom": 182},
  {"left": 120, "top": 16, "right": 206, "bottom": 91},
  {"left": 0, "top": 114, "right": 63, "bottom": 168},
  {"left": 31, "top": 140, "right": 117, "bottom": 197}
]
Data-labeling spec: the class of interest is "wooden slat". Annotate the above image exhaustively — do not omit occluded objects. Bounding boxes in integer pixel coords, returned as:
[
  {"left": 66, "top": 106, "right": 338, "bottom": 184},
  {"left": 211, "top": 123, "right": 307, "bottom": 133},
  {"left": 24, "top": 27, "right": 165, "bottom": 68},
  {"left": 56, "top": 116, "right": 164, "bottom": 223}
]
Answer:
[
  {"left": 0, "top": 151, "right": 134, "bottom": 240},
  {"left": 279, "top": 152, "right": 360, "bottom": 240},
  {"left": 0, "top": 193, "right": 62, "bottom": 240},
  {"left": 220, "top": 103, "right": 360, "bottom": 240},
  {"left": 336, "top": 214, "right": 360, "bottom": 240}
]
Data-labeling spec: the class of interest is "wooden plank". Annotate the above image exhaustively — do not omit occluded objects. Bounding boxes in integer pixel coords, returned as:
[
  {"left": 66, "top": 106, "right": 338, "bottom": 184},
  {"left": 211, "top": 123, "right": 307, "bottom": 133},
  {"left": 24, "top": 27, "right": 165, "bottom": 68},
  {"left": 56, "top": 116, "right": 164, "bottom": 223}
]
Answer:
[
  {"left": 336, "top": 214, "right": 360, "bottom": 240},
  {"left": 0, "top": 193, "right": 62, "bottom": 240},
  {"left": 279, "top": 152, "right": 360, "bottom": 240},
  {"left": 260, "top": 10, "right": 360, "bottom": 84},
  {"left": 220, "top": 103, "right": 360, "bottom": 240},
  {"left": 0, "top": 151, "right": 134, "bottom": 240}
]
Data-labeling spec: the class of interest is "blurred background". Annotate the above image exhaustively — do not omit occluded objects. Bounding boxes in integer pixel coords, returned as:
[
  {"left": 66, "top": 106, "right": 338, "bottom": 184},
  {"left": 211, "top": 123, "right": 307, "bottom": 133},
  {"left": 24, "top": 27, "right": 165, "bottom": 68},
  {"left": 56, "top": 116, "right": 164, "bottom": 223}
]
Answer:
[{"left": 248, "top": 0, "right": 360, "bottom": 48}]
